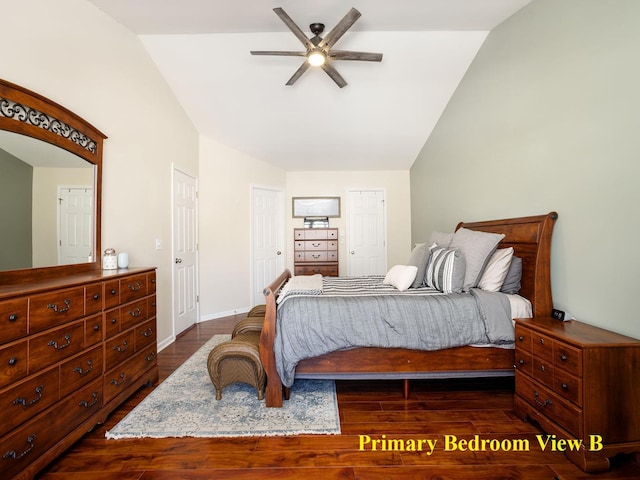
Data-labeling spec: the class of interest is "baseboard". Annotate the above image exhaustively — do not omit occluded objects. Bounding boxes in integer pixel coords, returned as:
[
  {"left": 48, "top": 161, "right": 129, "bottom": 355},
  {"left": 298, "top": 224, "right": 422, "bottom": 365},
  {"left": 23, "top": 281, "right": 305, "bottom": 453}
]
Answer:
[
  {"left": 200, "top": 307, "right": 251, "bottom": 322},
  {"left": 157, "top": 335, "right": 175, "bottom": 352}
]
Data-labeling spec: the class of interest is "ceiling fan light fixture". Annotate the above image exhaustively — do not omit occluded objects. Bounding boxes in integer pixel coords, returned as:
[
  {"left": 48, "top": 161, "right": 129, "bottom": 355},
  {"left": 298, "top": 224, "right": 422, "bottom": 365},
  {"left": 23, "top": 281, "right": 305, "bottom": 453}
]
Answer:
[{"left": 307, "top": 50, "right": 326, "bottom": 67}]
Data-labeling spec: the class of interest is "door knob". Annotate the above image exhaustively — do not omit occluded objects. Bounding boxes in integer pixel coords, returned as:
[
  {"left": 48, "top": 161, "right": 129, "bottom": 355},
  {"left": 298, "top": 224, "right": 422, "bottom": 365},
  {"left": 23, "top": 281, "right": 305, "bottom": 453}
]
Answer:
[
  {"left": 351, "top": 251, "right": 355, "bottom": 254},
  {"left": 276, "top": 251, "right": 282, "bottom": 255},
  {"left": 175, "top": 258, "right": 182, "bottom": 264}
]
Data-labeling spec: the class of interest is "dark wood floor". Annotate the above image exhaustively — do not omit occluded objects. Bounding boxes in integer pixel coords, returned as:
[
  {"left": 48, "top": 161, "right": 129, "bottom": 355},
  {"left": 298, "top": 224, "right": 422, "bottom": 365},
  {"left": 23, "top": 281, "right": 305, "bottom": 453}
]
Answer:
[{"left": 37, "top": 316, "right": 640, "bottom": 480}]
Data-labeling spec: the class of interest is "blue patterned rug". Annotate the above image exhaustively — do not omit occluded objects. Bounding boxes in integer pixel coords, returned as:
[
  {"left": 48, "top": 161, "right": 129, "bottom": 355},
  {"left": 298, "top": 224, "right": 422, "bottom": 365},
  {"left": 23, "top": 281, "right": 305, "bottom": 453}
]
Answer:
[{"left": 106, "top": 334, "right": 340, "bottom": 438}]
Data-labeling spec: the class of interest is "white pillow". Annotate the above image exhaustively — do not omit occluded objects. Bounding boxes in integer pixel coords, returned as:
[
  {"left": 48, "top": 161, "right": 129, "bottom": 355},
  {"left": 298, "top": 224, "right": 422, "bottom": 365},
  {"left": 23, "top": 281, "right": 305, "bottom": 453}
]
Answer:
[
  {"left": 383, "top": 265, "right": 418, "bottom": 292},
  {"left": 478, "top": 247, "right": 514, "bottom": 292}
]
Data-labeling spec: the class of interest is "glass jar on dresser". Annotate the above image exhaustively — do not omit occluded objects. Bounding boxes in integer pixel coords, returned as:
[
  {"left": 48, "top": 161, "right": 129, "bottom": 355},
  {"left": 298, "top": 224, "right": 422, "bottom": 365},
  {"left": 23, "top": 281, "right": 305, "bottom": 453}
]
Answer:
[{"left": 0, "top": 266, "right": 158, "bottom": 480}]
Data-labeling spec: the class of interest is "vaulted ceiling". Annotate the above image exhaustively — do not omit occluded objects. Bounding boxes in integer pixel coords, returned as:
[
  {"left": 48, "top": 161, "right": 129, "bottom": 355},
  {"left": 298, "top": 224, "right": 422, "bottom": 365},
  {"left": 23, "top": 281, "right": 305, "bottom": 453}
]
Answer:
[{"left": 86, "top": 0, "right": 532, "bottom": 171}]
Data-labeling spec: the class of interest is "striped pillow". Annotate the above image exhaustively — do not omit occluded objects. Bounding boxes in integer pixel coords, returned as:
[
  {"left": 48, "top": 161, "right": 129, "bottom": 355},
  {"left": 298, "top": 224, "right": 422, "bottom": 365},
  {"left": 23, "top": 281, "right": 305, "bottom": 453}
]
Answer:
[{"left": 425, "top": 245, "right": 466, "bottom": 294}]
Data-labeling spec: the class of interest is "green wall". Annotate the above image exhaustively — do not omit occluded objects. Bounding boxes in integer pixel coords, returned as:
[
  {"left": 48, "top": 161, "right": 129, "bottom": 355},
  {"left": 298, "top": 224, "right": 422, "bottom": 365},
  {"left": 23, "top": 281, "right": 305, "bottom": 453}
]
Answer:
[
  {"left": 0, "top": 149, "right": 33, "bottom": 269},
  {"left": 410, "top": 0, "right": 640, "bottom": 338}
]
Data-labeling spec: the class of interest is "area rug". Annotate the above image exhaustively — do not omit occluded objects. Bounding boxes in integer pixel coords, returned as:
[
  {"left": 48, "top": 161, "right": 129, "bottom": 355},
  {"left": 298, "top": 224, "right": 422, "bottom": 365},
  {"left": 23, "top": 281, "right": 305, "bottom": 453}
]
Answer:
[{"left": 106, "top": 334, "right": 340, "bottom": 438}]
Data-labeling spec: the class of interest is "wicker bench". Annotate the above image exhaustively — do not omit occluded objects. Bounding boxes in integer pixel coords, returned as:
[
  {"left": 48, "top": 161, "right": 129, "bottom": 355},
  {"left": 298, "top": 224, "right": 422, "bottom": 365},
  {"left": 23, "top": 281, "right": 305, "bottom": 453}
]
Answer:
[{"left": 207, "top": 306, "right": 267, "bottom": 400}]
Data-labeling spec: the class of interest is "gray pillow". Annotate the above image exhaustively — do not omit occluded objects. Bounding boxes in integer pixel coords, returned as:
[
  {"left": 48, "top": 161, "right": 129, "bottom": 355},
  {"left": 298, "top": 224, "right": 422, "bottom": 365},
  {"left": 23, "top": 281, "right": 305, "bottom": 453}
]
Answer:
[
  {"left": 429, "top": 231, "right": 453, "bottom": 247},
  {"left": 500, "top": 256, "right": 522, "bottom": 294},
  {"left": 424, "top": 245, "right": 466, "bottom": 294},
  {"left": 449, "top": 228, "right": 505, "bottom": 292},
  {"left": 407, "top": 243, "right": 431, "bottom": 288}
]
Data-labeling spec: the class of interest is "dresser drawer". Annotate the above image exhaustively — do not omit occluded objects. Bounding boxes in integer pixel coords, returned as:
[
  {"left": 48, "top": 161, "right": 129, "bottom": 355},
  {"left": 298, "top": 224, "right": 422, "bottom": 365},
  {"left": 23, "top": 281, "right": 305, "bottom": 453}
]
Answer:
[
  {"left": 85, "top": 283, "right": 103, "bottom": 315},
  {"left": 514, "top": 325, "right": 532, "bottom": 352},
  {"left": 120, "top": 298, "right": 150, "bottom": 331},
  {"left": 0, "top": 340, "right": 28, "bottom": 389},
  {"left": 532, "top": 357, "right": 554, "bottom": 387},
  {"left": 59, "top": 345, "right": 104, "bottom": 398},
  {"left": 553, "top": 367, "right": 583, "bottom": 407},
  {"left": 105, "top": 330, "right": 135, "bottom": 371},
  {"left": 0, "top": 298, "right": 28, "bottom": 344},
  {"left": 85, "top": 313, "right": 103, "bottom": 347},
  {"left": 532, "top": 332, "right": 554, "bottom": 362},
  {"left": 104, "top": 279, "right": 121, "bottom": 309},
  {"left": 148, "top": 295, "right": 157, "bottom": 319},
  {"left": 0, "top": 368, "right": 60, "bottom": 437},
  {"left": 327, "top": 240, "right": 338, "bottom": 250},
  {"left": 553, "top": 341, "right": 582, "bottom": 374},
  {"left": 104, "top": 349, "right": 156, "bottom": 403},
  {"left": 135, "top": 319, "right": 156, "bottom": 352},
  {"left": 514, "top": 349, "right": 532, "bottom": 376},
  {"left": 29, "top": 287, "right": 86, "bottom": 334},
  {"left": 0, "top": 378, "right": 102, "bottom": 480},
  {"left": 304, "top": 251, "right": 328, "bottom": 262},
  {"left": 301, "top": 229, "right": 328, "bottom": 240},
  {"left": 304, "top": 240, "right": 328, "bottom": 251},
  {"left": 105, "top": 307, "right": 121, "bottom": 339},
  {"left": 516, "top": 372, "right": 582, "bottom": 437},
  {"left": 28, "top": 321, "right": 86, "bottom": 372},
  {"left": 120, "top": 274, "right": 148, "bottom": 303},
  {"left": 294, "top": 265, "right": 338, "bottom": 276}
]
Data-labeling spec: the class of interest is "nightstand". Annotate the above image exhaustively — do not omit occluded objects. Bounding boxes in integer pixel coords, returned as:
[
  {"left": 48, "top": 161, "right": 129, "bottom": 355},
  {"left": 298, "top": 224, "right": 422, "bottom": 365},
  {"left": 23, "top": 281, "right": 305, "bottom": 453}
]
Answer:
[{"left": 514, "top": 317, "right": 640, "bottom": 472}]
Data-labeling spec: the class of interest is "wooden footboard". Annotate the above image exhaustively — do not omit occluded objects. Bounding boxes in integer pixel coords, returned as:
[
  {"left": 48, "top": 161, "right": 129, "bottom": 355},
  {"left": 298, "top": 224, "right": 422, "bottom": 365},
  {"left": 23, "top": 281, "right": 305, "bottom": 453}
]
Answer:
[{"left": 259, "top": 212, "right": 557, "bottom": 407}]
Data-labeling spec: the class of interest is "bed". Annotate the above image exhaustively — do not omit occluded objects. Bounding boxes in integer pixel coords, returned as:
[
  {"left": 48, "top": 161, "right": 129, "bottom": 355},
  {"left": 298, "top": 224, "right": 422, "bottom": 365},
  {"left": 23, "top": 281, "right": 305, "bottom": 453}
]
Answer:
[{"left": 259, "top": 212, "right": 558, "bottom": 407}]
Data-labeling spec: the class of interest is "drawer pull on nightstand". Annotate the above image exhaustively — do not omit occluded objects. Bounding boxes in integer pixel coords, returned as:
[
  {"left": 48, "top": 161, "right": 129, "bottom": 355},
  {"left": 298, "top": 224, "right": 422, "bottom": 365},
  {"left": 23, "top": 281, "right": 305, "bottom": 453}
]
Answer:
[
  {"left": 3, "top": 434, "right": 36, "bottom": 461},
  {"left": 8, "top": 356, "right": 18, "bottom": 366},
  {"left": 48, "top": 334, "right": 72, "bottom": 350},
  {"left": 561, "top": 383, "right": 568, "bottom": 390},
  {"left": 559, "top": 353, "right": 567, "bottom": 362},
  {"left": 8, "top": 313, "right": 18, "bottom": 322},
  {"left": 113, "top": 341, "right": 129, "bottom": 352},
  {"left": 533, "top": 390, "right": 552, "bottom": 407},
  {"left": 46, "top": 299, "right": 71, "bottom": 314},
  {"left": 93, "top": 293, "right": 100, "bottom": 300},
  {"left": 518, "top": 335, "right": 524, "bottom": 341},
  {"left": 518, "top": 359, "right": 525, "bottom": 365},
  {"left": 13, "top": 386, "right": 43, "bottom": 407}
]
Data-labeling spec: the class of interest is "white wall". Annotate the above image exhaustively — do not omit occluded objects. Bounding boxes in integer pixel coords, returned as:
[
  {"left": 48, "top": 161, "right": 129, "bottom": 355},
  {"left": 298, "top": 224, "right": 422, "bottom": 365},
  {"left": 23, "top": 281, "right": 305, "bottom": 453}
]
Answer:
[
  {"left": 410, "top": 0, "right": 640, "bottom": 339},
  {"left": 2, "top": 0, "right": 199, "bottom": 346},
  {"left": 198, "top": 135, "right": 286, "bottom": 320},
  {"left": 286, "top": 171, "right": 412, "bottom": 273}
]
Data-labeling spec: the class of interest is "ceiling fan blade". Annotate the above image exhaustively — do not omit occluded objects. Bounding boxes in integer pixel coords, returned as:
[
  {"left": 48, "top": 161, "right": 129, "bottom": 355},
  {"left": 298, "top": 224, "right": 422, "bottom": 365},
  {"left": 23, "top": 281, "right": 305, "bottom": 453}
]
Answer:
[
  {"left": 320, "top": 8, "right": 361, "bottom": 49},
  {"left": 251, "top": 51, "right": 306, "bottom": 57},
  {"left": 273, "top": 7, "right": 314, "bottom": 50},
  {"left": 321, "top": 63, "right": 347, "bottom": 88},
  {"left": 285, "top": 62, "right": 311, "bottom": 86},
  {"left": 329, "top": 50, "right": 383, "bottom": 62}
]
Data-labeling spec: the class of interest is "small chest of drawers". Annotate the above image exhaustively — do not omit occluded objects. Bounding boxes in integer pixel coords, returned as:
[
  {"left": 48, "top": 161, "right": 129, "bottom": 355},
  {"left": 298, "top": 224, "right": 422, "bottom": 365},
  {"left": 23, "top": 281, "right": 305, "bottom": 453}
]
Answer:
[
  {"left": 514, "top": 317, "right": 640, "bottom": 472},
  {"left": 293, "top": 228, "right": 339, "bottom": 276}
]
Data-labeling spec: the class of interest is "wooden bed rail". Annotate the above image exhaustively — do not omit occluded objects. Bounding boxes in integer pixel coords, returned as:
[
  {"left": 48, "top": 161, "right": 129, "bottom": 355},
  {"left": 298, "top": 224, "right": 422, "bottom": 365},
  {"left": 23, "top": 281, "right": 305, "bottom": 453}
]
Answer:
[{"left": 259, "top": 269, "right": 291, "bottom": 407}]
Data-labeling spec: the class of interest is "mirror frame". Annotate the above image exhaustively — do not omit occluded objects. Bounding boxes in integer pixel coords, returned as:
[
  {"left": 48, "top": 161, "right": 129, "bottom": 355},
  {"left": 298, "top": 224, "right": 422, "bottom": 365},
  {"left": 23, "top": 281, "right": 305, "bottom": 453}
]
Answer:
[{"left": 0, "top": 78, "right": 106, "bottom": 280}]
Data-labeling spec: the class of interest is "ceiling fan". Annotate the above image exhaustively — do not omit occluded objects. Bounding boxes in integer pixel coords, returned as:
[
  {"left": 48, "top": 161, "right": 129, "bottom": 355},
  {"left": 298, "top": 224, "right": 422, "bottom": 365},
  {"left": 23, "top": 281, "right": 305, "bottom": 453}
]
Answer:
[{"left": 250, "top": 7, "right": 383, "bottom": 88}]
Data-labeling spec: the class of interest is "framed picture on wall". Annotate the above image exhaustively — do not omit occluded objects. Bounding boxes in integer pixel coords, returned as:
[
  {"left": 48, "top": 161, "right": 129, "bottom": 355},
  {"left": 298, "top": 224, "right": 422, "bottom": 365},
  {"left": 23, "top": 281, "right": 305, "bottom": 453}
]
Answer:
[{"left": 292, "top": 197, "right": 341, "bottom": 218}]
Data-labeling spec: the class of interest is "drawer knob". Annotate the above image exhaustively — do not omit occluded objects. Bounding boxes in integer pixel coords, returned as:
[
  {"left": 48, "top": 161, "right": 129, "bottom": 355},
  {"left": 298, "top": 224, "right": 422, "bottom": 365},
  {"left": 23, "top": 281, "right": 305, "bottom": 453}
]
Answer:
[
  {"left": 93, "top": 293, "right": 100, "bottom": 300},
  {"left": 518, "top": 335, "right": 524, "bottom": 341},
  {"left": 2, "top": 434, "right": 36, "bottom": 461},
  {"left": 8, "top": 356, "right": 18, "bottom": 366},
  {"left": 94, "top": 324, "right": 101, "bottom": 331},
  {"left": 539, "top": 338, "right": 545, "bottom": 345},
  {"left": 8, "top": 313, "right": 18, "bottom": 322},
  {"left": 111, "top": 317, "right": 118, "bottom": 324},
  {"left": 561, "top": 383, "right": 568, "bottom": 390},
  {"left": 519, "top": 359, "right": 525, "bottom": 365},
  {"left": 540, "top": 365, "right": 545, "bottom": 372},
  {"left": 560, "top": 354, "right": 567, "bottom": 362},
  {"left": 111, "top": 289, "right": 117, "bottom": 295}
]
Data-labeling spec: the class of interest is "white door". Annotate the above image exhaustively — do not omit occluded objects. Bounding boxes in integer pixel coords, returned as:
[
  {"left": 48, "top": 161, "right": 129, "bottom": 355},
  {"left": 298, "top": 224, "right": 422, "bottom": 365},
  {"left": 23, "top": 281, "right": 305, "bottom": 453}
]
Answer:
[
  {"left": 347, "top": 189, "right": 387, "bottom": 276},
  {"left": 252, "top": 187, "right": 285, "bottom": 305},
  {"left": 58, "top": 186, "right": 93, "bottom": 264},
  {"left": 173, "top": 169, "right": 198, "bottom": 336}
]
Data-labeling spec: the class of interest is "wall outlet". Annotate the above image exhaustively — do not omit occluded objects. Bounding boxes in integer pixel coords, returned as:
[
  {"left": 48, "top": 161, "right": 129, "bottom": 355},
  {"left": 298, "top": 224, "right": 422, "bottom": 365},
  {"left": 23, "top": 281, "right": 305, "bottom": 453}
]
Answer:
[{"left": 155, "top": 238, "right": 162, "bottom": 250}]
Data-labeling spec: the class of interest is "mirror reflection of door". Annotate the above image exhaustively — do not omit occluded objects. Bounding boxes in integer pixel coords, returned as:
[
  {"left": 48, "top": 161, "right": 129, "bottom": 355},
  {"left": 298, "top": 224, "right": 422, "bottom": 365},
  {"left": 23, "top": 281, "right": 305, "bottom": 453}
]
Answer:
[{"left": 58, "top": 186, "right": 94, "bottom": 264}]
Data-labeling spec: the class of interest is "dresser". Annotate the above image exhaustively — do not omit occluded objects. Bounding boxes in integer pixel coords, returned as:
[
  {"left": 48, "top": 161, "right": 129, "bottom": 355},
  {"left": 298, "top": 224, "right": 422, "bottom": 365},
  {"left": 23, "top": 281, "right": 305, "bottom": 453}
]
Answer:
[
  {"left": 0, "top": 267, "right": 158, "bottom": 480},
  {"left": 293, "top": 228, "right": 339, "bottom": 276},
  {"left": 514, "top": 317, "right": 640, "bottom": 472}
]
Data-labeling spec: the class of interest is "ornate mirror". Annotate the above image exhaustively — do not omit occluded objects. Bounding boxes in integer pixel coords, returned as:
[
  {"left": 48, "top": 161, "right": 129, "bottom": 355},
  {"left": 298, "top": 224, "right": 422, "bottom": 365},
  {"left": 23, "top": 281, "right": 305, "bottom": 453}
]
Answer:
[{"left": 0, "top": 78, "right": 105, "bottom": 276}]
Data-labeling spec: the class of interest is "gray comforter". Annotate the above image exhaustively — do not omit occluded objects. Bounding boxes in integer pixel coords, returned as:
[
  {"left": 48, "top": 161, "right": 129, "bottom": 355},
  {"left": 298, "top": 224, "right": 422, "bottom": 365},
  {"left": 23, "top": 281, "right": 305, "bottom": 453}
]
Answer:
[{"left": 274, "top": 276, "right": 514, "bottom": 387}]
